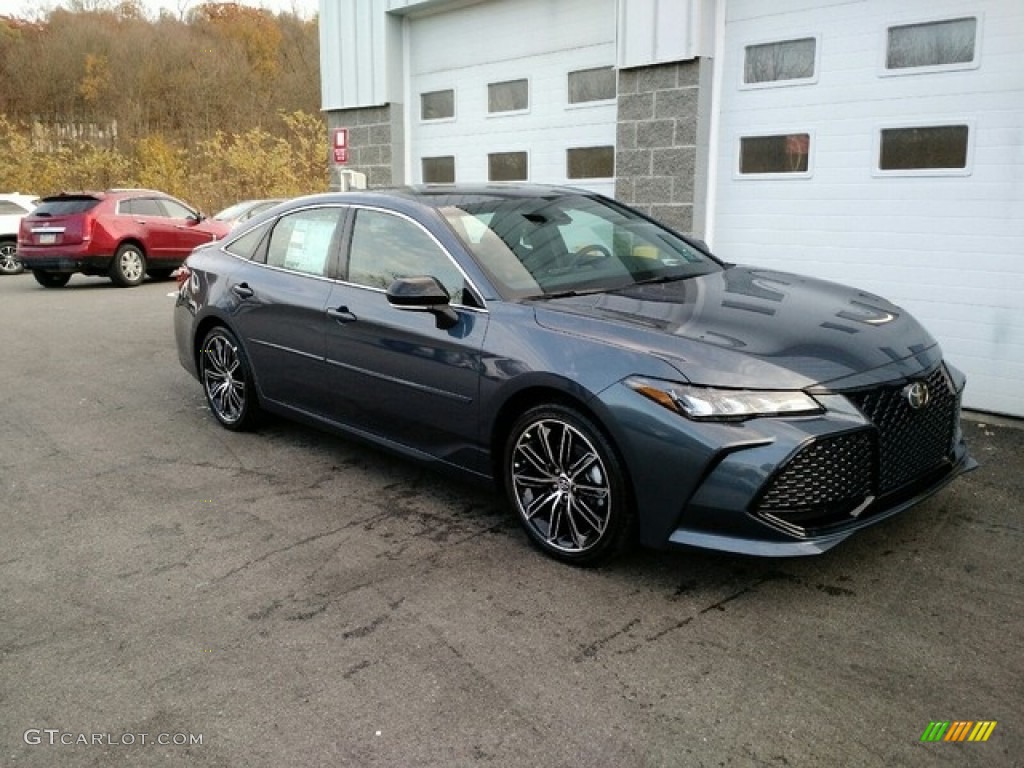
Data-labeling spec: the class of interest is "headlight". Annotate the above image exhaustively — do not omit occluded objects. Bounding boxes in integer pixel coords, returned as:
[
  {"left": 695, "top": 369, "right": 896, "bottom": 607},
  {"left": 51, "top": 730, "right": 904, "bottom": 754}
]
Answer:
[{"left": 627, "top": 377, "right": 823, "bottom": 421}]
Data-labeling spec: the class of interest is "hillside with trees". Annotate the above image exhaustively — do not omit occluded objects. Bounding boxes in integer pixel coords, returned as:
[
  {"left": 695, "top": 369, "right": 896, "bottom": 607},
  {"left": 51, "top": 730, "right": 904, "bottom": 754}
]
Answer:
[{"left": 0, "top": 0, "right": 325, "bottom": 213}]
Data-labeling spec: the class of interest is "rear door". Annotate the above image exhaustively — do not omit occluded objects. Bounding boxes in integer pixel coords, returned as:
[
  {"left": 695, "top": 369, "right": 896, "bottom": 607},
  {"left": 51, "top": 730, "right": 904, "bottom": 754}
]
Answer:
[{"left": 225, "top": 205, "right": 347, "bottom": 415}]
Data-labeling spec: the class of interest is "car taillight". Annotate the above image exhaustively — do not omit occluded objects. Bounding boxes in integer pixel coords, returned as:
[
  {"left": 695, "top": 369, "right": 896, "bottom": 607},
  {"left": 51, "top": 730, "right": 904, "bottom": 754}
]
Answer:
[{"left": 174, "top": 265, "right": 191, "bottom": 287}]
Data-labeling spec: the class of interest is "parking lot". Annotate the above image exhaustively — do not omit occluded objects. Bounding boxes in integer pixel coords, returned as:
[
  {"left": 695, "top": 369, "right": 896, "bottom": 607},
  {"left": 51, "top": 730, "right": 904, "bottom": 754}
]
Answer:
[{"left": 1, "top": 273, "right": 1021, "bottom": 767}]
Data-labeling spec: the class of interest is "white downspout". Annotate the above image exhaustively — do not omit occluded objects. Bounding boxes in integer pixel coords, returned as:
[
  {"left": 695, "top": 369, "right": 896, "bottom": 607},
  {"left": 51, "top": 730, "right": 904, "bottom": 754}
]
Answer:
[{"left": 703, "top": 0, "right": 726, "bottom": 249}]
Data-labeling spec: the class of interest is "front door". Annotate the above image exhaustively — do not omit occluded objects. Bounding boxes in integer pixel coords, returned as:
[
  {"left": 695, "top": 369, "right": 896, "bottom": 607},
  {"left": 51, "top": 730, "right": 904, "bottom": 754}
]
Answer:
[{"left": 323, "top": 207, "right": 488, "bottom": 460}]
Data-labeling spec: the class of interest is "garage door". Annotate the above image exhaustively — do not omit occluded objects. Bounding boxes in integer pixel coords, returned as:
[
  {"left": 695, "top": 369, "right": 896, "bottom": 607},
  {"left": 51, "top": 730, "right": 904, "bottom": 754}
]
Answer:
[
  {"left": 711, "top": 0, "right": 1024, "bottom": 417},
  {"left": 407, "top": 0, "right": 617, "bottom": 196}
]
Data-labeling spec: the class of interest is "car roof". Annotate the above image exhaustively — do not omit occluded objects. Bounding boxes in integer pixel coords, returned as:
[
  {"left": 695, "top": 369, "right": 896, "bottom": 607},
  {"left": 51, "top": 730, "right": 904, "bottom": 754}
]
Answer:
[
  {"left": 281, "top": 183, "right": 600, "bottom": 214},
  {"left": 39, "top": 188, "right": 171, "bottom": 202}
]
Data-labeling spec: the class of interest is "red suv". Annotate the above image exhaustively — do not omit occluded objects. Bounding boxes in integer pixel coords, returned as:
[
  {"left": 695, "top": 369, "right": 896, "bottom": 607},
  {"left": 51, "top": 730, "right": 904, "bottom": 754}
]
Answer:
[{"left": 17, "top": 189, "right": 231, "bottom": 288}]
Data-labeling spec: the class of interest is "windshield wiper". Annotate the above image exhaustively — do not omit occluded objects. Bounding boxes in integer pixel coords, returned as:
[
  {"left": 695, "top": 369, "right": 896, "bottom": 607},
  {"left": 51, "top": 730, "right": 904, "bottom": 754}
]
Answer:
[
  {"left": 526, "top": 286, "right": 609, "bottom": 300},
  {"left": 630, "top": 274, "right": 690, "bottom": 286}
]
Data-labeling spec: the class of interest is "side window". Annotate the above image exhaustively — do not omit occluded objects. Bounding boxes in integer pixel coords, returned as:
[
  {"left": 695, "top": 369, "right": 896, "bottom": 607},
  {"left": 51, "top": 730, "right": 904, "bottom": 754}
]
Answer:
[
  {"left": 347, "top": 209, "right": 465, "bottom": 304},
  {"left": 130, "top": 198, "right": 165, "bottom": 217},
  {"left": 224, "top": 221, "right": 272, "bottom": 261},
  {"left": 265, "top": 208, "right": 343, "bottom": 278},
  {"left": 161, "top": 198, "right": 196, "bottom": 219}
]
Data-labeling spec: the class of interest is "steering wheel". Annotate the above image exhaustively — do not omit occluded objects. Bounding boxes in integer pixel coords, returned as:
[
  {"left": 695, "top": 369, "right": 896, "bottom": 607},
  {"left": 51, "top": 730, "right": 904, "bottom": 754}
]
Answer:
[{"left": 569, "top": 243, "right": 613, "bottom": 270}]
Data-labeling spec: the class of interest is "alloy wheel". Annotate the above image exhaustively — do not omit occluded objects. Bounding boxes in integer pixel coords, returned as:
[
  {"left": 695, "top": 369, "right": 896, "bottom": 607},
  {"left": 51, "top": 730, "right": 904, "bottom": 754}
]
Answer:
[
  {"left": 509, "top": 417, "right": 613, "bottom": 555},
  {"left": 202, "top": 333, "right": 247, "bottom": 425},
  {"left": 0, "top": 242, "right": 23, "bottom": 274}
]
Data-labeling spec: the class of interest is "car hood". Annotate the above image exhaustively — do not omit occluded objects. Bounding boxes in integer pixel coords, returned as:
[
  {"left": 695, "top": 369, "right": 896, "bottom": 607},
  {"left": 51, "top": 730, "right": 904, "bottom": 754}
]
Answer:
[{"left": 532, "top": 266, "right": 940, "bottom": 390}]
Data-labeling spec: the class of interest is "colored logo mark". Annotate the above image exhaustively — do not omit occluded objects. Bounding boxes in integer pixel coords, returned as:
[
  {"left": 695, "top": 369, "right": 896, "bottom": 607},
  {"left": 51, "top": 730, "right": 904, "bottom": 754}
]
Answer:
[{"left": 921, "top": 721, "right": 997, "bottom": 742}]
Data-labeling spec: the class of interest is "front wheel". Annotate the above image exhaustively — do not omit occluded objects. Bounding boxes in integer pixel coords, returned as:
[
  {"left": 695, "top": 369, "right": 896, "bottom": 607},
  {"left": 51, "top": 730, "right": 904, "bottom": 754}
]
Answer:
[
  {"left": 109, "top": 243, "right": 146, "bottom": 287},
  {"left": 0, "top": 240, "right": 24, "bottom": 274},
  {"left": 504, "top": 404, "right": 634, "bottom": 566},
  {"left": 199, "top": 326, "right": 260, "bottom": 431},
  {"left": 32, "top": 270, "right": 71, "bottom": 288}
]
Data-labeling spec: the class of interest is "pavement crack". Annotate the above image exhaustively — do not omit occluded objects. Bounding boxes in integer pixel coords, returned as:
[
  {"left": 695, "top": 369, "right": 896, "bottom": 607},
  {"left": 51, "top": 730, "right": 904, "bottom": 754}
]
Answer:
[
  {"left": 574, "top": 618, "right": 641, "bottom": 662},
  {"left": 212, "top": 524, "right": 351, "bottom": 584}
]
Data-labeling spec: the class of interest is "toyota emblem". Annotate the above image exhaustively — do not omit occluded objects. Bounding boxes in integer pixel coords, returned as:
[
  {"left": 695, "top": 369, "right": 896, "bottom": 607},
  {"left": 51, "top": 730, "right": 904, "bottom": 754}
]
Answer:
[{"left": 904, "top": 381, "right": 930, "bottom": 410}]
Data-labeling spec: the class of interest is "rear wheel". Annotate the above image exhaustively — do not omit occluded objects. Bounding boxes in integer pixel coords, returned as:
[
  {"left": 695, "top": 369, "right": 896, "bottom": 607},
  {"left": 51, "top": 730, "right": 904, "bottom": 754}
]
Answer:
[
  {"left": 32, "top": 270, "right": 71, "bottom": 288},
  {"left": 199, "top": 326, "right": 261, "bottom": 431},
  {"left": 504, "top": 404, "right": 634, "bottom": 566},
  {"left": 109, "top": 243, "right": 146, "bottom": 287},
  {"left": 0, "top": 239, "right": 23, "bottom": 275}
]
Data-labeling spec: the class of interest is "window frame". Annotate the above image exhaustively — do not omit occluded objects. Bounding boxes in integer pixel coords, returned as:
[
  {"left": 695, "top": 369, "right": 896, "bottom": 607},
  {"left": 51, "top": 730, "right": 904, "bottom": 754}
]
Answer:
[
  {"left": 739, "top": 34, "right": 820, "bottom": 90},
  {"left": 879, "top": 14, "right": 982, "bottom": 77},
  {"left": 566, "top": 66, "right": 617, "bottom": 107},
  {"left": 734, "top": 129, "right": 815, "bottom": 179},
  {"left": 421, "top": 155, "right": 456, "bottom": 185},
  {"left": 339, "top": 205, "right": 486, "bottom": 311},
  {"left": 222, "top": 204, "right": 347, "bottom": 279},
  {"left": 872, "top": 120, "right": 974, "bottom": 178},
  {"left": 486, "top": 77, "right": 531, "bottom": 116},
  {"left": 566, "top": 145, "right": 615, "bottom": 180},
  {"left": 419, "top": 88, "right": 457, "bottom": 123},
  {"left": 487, "top": 150, "right": 530, "bottom": 182}
]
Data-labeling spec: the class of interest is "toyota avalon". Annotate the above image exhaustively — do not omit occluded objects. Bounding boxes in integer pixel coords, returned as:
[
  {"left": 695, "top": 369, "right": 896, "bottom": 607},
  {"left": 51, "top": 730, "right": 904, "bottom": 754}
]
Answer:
[{"left": 174, "top": 185, "right": 975, "bottom": 565}]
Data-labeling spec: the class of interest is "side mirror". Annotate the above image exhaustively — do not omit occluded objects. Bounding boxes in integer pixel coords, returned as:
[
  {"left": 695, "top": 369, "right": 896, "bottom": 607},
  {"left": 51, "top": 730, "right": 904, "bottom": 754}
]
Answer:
[{"left": 386, "top": 276, "right": 458, "bottom": 329}]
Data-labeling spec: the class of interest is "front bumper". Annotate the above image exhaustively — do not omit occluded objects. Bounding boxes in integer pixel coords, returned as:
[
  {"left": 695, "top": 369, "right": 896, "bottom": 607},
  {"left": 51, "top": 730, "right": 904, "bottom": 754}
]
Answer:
[{"left": 595, "top": 360, "right": 976, "bottom": 556}]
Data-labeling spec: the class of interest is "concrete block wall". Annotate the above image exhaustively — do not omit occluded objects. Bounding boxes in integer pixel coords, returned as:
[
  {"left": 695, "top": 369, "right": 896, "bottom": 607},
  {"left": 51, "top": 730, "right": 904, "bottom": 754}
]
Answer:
[
  {"left": 615, "top": 61, "right": 701, "bottom": 234},
  {"left": 326, "top": 104, "right": 405, "bottom": 190}
]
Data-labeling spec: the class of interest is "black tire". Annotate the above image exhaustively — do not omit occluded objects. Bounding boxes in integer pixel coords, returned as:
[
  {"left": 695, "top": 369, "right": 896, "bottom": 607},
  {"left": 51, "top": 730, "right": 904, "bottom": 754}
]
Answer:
[
  {"left": 147, "top": 268, "right": 175, "bottom": 281},
  {"left": 503, "top": 404, "right": 634, "bottom": 566},
  {"left": 198, "top": 326, "right": 261, "bottom": 431},
  {"left": 32, "top": 270, "right": 71, "bottom": 288},
  {"left": 0, "top": 239, "right": 24, "bottom": 275},
  {"left": 109, "top": 243, "right": 147, "bottom": 287}
]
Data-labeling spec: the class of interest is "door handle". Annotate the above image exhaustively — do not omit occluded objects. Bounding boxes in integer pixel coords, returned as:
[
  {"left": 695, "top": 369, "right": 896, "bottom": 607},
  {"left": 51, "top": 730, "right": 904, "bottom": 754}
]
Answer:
[
  {"left": 231, "top": 283, "right": 254, "bottom": 299},
  {"left": 327, "top": 306, "right": 357, "bottom": 323}
]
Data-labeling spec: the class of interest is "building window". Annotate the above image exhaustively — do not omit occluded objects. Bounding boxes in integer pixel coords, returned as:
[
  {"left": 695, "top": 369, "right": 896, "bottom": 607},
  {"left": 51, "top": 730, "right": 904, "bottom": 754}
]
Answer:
[
  {"left": 567, "top": 146, "right": 614, "bottom": 179},
  {"left": 878, "top": 125, "right": 969, "bottom": 171},
  {"left": 743, "top": 38, "right": 817, "bottom": 84},
  {"left": 886, "top": 17, "right": 977, "bottom": 70},
  {"left": 488, "top": 79, "right": 529, "bottom": 113},
  {"left": 420, "top": 89, "right": 454, "bottom": 121},
  {"left": 422, "top": 156, "right": 455, "bottom": 184},
  {"left": 739, "top": 134, "right": 811, "bottom": 175},
  {"left": 488, "top": 152, "right": 528, "bottom": 181},
  {"left": 568, "top": 67, "right": 616, "bottom": 104}
]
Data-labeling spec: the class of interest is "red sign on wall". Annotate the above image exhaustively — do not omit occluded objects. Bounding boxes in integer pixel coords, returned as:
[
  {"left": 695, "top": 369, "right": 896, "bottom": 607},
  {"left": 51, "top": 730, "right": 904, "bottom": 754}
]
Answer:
[{"left": 332, "top": 128, "right": 348, "bottom": 164}]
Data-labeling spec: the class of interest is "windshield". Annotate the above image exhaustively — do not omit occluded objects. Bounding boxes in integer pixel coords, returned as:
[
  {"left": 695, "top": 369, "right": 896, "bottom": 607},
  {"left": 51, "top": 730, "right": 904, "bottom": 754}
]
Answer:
[{"left": 439, "top": 194, "right": 720, "bottom": 299}]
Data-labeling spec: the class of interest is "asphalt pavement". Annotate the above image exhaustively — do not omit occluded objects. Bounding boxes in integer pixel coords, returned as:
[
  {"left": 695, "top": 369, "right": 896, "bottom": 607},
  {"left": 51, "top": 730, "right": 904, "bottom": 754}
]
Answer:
[{"left": 1, "top": 273, "right": 1021, "bottom": 767}]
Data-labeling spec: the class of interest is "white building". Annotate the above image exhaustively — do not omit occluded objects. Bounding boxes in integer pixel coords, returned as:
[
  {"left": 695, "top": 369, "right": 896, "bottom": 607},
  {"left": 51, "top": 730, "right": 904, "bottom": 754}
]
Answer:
[{"left": 319, "top": 0, "right": 1024, "bottom": 418}]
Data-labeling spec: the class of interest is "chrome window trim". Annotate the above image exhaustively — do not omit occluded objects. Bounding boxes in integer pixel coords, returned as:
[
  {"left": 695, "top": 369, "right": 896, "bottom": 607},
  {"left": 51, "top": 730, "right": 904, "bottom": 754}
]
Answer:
[{"left": 221, "top": 202, "right": 489, "bottom": 312}]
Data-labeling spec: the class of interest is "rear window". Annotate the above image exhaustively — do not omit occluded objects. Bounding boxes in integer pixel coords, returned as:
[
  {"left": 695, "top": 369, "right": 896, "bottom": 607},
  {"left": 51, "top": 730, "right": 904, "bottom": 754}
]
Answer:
[{"left": 32, "top": 198, "right": 102, "bottom": 216}]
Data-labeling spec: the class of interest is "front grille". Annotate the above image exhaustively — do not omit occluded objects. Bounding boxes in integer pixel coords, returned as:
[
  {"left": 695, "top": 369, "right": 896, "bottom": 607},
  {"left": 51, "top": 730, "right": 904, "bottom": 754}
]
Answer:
[
  {"left": 752, "top": 364, "right": 958, "bottom": 536},
  {"left": 757, "top": 431, "right": 874, "bottom": 513},
  {"left": 845, "top": 365, "right": 957, "bottom": 493}
]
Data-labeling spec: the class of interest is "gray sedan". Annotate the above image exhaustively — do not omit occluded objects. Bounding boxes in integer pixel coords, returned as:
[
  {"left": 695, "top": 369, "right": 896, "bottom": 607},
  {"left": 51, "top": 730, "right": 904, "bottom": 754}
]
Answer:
[{"left": 174, "top": 185, "right": 975, "bottom": 565}]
